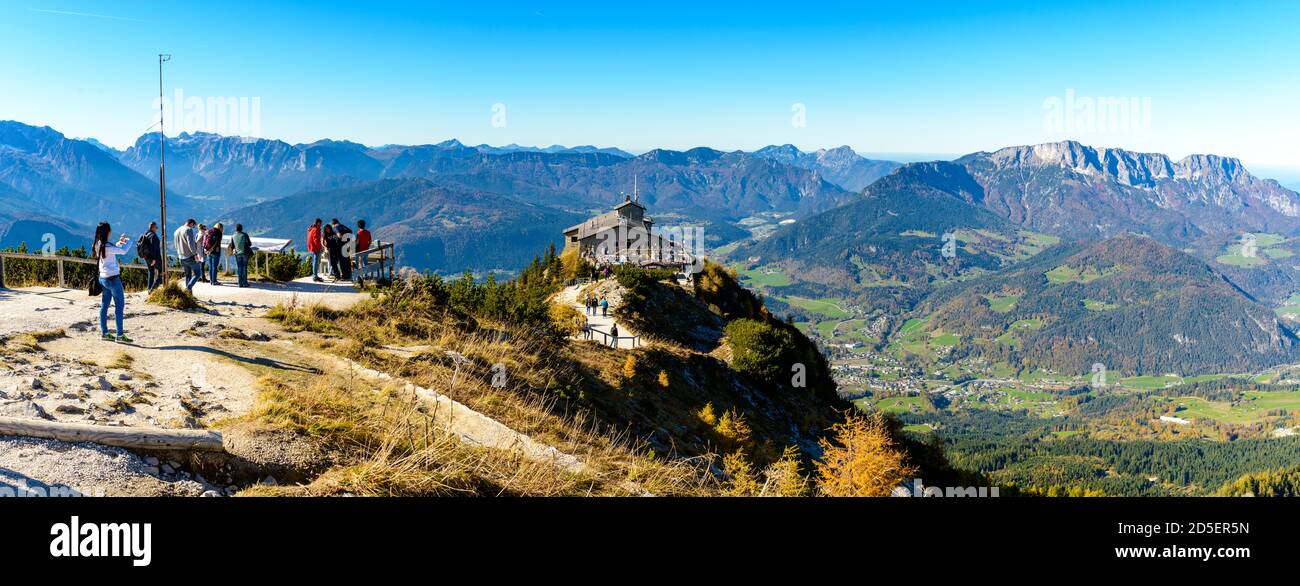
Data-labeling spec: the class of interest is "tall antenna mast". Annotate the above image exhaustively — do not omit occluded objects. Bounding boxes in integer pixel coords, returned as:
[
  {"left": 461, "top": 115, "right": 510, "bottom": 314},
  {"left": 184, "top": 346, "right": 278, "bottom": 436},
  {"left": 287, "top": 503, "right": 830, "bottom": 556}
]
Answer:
[
  {"left": 158, "top": 54, "right": 172, "bottom": 275},
  {"left": 633, "top": 175, "right": 638, "bottom": 203}
]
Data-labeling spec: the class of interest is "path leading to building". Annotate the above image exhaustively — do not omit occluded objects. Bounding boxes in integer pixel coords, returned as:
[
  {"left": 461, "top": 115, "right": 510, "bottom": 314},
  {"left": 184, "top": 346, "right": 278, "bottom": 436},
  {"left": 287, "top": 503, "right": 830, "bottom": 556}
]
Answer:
[{"left": 556, "top": 281, "right": 640, "bottom": 349}]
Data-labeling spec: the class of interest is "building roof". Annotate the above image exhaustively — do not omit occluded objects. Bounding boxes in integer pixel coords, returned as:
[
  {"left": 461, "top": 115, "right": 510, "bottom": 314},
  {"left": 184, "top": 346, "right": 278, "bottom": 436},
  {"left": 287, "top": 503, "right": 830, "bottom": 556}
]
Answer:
[
  {"left": 564, "top": 197, "right": 652, "bottom": 239},
  {"left": 614, "top": 197, "right": 646, "bottom": 212}
]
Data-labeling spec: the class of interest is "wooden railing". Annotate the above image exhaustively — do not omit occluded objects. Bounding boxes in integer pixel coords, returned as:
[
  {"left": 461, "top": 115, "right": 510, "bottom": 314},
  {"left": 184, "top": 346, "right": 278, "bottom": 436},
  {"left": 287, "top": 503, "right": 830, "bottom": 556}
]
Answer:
[
  {"left": 352, "top": 242, "right": 396, "bottom": 283},
  {"left": 0, "top": 251, "right": 181, "bottom": 289}
]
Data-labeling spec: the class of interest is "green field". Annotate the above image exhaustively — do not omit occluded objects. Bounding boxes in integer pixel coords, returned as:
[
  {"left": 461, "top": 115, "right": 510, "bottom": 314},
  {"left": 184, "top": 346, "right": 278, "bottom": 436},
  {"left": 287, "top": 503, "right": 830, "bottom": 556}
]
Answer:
[
  {"left": 1276, "top": 293, "right": 1300, "bottom": 318},
  {"left": 983, "top": 293, "right": 1020, "bottom": 313},
  {"left": 889, "top": 316, "right": 938, "bottom": 358},
  {"left": 1216, "top": 253, "right": 1267, "bottom": 267},
  {"left": 930, "top": 331, "right": 959, "bottom": 345},
  {"left": 713, "top": 242, "right": 740, "bottom": 256},
  {"left": 866, "top": 395, "right": 933, "bottom": 415},
  {"left": 781, "top": 296, "right": 849, "bottom": 319},
  {"left": 1045, "top": 264, "right": 1115, "bottom": 284},
  {"left": 737, "top": 265, "right": 792, "bottom": 287},
  {"left": 1158, "top": 390, "right": 1300, "bottom": 424},
  {"left": 1217, "top": 234, "right": 1288, "bottom": 268},
  {"left": 1120, "top": 372, "right": 1242, "bottom": 390},
  {"left": 1083, "top": 298, "right": 1118, "bottom": 311}
]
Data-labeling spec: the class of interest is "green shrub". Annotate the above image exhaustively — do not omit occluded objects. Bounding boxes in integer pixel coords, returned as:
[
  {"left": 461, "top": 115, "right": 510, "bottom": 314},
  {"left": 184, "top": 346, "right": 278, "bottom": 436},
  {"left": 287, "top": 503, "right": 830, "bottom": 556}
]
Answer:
[
  {"left": 724, "top": 318, "right": 795, "bottom": 382},
  {"left": 613, "top": 265, "right": 676, "bottom": 293},
  {"left": 260, "top": 250, "right": 312, "bottom": 282}
]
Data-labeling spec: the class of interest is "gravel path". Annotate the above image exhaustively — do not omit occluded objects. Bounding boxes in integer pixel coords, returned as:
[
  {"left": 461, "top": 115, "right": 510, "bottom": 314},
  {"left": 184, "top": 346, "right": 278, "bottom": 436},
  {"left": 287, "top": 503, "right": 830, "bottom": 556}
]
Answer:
[
  {"left": 557, "top": 282, "right": 639, "bottom": 349},
  {"left": 0, "top": 435, "right": 208, "bottom": 496},
  {"left": 0, "top": 281, "right": 362, "bottom": 496}
]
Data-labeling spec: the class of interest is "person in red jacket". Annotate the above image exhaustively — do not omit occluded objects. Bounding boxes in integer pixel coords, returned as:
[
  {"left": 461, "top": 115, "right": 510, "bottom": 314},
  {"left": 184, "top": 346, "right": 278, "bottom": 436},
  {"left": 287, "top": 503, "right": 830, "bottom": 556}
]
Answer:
[
  {"left": 355, "top": 219, "right": 372, "bottom": 266},
  {"left": 307, "top": 218, "right": 324, "bottom": 282}
]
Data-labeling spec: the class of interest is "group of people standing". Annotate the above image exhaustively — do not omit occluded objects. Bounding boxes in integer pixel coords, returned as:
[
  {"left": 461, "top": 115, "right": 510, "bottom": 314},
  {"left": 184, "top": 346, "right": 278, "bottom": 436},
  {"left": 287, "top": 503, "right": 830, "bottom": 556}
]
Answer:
[
  {"left": 173, "top": 219, "right": 256, "bottom": 291},
  {"left": 306, "top": 218, "right": 371, "bottom": 282},
  {"left": 87, "top": 216, "right": 371, "bottom": 343},
  {"left": 89, "top": 219, "right": 255, "bottom": 342}
]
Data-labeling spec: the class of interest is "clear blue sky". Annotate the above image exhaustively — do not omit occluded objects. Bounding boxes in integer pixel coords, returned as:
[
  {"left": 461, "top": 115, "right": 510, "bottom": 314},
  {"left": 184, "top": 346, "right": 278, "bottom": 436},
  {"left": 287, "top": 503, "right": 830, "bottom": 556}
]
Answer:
[{"left": 2, "top": 0, "right": 1298, "bottom": 171}]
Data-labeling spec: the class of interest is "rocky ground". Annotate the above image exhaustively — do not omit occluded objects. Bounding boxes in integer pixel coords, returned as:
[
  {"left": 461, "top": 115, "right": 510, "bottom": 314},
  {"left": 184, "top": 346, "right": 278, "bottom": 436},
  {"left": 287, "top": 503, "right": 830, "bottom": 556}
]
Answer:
[{"left": 0, "top": 280, "right": 367, "bottom": 497}]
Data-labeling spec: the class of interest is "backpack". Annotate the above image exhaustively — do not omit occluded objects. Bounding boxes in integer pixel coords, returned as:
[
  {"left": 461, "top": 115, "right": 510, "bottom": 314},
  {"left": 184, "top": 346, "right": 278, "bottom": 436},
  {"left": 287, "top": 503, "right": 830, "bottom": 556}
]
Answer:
[
  {"left": 202, "top": 229, "right": 219, "bottom": 252},
  {"left": 136, "top": 233, "right": 152, "bottom": 259}
]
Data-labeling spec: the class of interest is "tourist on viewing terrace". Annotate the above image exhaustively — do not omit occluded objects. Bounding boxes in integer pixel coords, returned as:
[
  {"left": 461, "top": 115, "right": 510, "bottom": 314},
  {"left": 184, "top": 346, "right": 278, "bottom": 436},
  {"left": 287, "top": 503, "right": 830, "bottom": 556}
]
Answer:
[
  {"left": 307, "top": 218, "right": 324, "bottom": 282},
  {"left": 229, "top": 223, "right": 254, "bottom": 288},
  {"left": 355, "top": 219, "right": 372, "bottom": 265},
  {"left": 203, "top": 222, "right": 225, "bottom": 286},
  {"left": 92, "top": 222, "right": 133, "bottom": 343},
  {"left": 136, "top": 221, "right": 163, "bottom": 292},
  {"left": 174, "top": 218, "right": 202, "bottom": 292},
  {"left": 322, "top": 223, "right": 340, "bottom": 280},
  {"left": 199, "top": 224, "right": 213, "bottom": 282}
]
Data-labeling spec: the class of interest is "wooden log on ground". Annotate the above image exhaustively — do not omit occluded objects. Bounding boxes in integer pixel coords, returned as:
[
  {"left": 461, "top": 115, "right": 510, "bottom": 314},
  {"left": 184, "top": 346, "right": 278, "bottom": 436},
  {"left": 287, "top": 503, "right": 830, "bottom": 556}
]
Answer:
[{"left": 0, "top": 416, "right": 224, "bottom": 451}]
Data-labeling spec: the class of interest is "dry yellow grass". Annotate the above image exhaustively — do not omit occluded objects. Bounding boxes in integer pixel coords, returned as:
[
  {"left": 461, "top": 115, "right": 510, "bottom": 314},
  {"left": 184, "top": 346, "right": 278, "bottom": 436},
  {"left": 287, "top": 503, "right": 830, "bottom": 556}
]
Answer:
[{"left": 259, "top": 300, "right": 723, "bottom": 496}]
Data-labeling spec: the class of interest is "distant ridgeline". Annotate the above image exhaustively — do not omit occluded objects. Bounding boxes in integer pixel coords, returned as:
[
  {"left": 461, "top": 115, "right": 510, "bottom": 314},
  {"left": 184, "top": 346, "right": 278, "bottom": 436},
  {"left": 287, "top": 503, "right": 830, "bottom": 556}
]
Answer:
[
  {"left": 733, "top": 141, "right": 1300, "bottom": 376},
  {"left": 918, "top": 234, "right": 1300, "bottom": 375}
]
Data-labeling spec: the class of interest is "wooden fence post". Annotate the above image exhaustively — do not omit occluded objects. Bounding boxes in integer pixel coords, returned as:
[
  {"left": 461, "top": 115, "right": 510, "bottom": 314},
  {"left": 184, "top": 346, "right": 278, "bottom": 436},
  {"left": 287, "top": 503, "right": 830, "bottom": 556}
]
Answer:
[
  {"left": 0, "top": 255, "right": 5, "bottom": 288},
  {"left": 57, "top": 259, "right": 65, "bottom": 288}
]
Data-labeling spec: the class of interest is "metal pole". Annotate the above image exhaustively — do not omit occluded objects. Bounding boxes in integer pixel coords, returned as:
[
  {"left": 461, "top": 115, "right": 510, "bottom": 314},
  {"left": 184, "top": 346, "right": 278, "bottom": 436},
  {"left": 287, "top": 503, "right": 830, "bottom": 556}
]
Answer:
[{"left": 158, "top": 54, "right": 172, "bottom": 278}]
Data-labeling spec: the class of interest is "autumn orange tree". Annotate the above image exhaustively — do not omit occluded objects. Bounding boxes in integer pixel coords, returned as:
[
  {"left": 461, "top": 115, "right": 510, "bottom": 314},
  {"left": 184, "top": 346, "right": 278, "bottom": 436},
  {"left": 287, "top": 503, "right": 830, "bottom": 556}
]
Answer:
[{"left": 815, "top": 413, "right": 917, "bottom": 496}]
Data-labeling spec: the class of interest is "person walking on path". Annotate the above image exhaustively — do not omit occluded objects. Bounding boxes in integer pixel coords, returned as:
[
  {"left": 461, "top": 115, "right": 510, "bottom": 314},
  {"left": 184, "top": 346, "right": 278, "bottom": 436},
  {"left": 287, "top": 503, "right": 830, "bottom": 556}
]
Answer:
[
  {"left": 174, "top": 219, "right": 202, "bottom": 292},
  {"left": 609, "top": 323, "right": 619, "bottom": 348},
  {"left": 600, "top": 296, "right": 609, "bottom": 317},
  {"left": 92, "top": 222, "right": 133, "bottom": 343},
  {"left": 136, "top": 221, "right": 163, "bottom": 292},
  {"left": 230, "top": 223, "right": 254, "bottom": 287},
  {"left": 203, "top": 222, "right": 225, "bottom": 285}
]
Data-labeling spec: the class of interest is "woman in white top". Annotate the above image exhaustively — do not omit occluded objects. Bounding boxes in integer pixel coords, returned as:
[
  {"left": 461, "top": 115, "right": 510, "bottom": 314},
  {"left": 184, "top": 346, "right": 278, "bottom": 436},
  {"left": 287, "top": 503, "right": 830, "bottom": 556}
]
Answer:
[{"left": 93, "top": 222, "right": 133, "bottom": 343}]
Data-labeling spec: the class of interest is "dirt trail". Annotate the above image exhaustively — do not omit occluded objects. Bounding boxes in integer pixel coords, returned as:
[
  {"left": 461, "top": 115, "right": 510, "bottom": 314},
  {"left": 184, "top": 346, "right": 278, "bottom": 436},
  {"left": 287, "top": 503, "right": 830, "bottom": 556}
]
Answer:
[
  {"left": 1, "top": 280, "right": 620, "bottom": 495},
  {"left": 557, "top": 281, "right": 639, "bottom": 349},
  {"left": 0, "top": 281, "right": 362, "bottom": 496}
]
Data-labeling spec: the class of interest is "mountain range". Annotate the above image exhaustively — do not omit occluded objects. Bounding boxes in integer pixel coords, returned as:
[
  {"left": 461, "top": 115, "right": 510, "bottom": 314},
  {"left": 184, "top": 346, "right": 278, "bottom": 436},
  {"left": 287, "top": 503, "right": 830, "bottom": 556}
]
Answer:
[
  {"left": 7, "top": 115, "right": 1300, "bottom": 297},
  {"left": 919, "top": 234, "right": 1300, "bottom": 375},
  {"left": 753, "top": 144, "right": 901, "bottom": 192},
  {"left": 223, "top": 178, "right": 583, "bottom": 272},
  {"left": 117, "top": 132, "right": 861, "bottom": 221},
  {"left": 2, "top": 120, "right": 906, "bottom": 272},
  {"left": 741, "top": 141, "right": 1300, "bottom": 300},
  {"left": 0, "top": 122, "right": 196, "bottom": 229},
  {"left": 956, "top": 141, "right": 1300, "bottom": 242}
]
